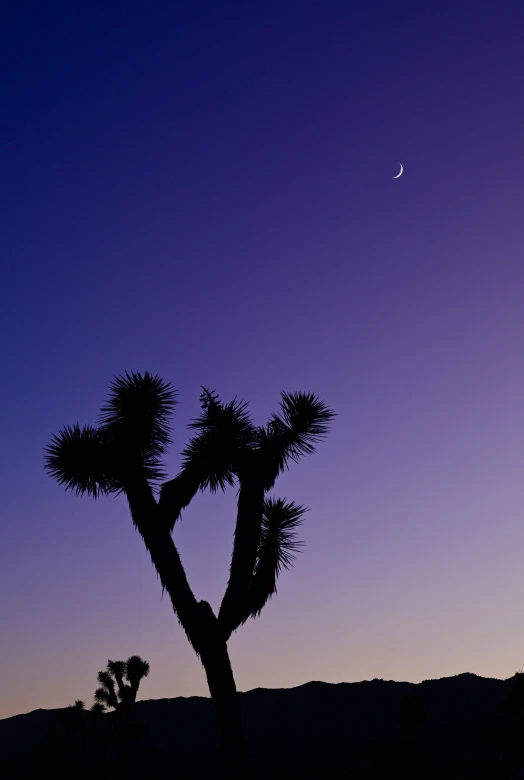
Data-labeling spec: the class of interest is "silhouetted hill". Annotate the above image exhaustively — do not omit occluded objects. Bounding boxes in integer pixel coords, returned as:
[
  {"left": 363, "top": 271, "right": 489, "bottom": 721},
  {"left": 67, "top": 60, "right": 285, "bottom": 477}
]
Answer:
[{"left": 1, "top": 673, "right": 522, "bottom": 778}]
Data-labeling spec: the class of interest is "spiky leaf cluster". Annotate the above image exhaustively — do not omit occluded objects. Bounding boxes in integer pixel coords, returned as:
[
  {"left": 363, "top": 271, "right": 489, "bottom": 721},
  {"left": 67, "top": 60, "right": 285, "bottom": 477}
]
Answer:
[
  {"left": 98, "top": 371, "right": 176, "bottom": 458},
  {"left": 44, "top": 424, "right": 116, "bottom": 498},
  {"left": 240, "top": 498, "right": 307, "bottom": 623},
  {"left": 258, "top": 391, "right": 335, "bottom": 484},
  {"left": 44, "top": 372, "right": 177, "bottom": 496},
  {"left": 180, "top": 388, "right": 257, "bottom": 492},
  {"left": 258, "top": 498, "right": 306, "bottom": 574},
  {"left": 125, "top": 655, "right": 150, "bottom": 689}
]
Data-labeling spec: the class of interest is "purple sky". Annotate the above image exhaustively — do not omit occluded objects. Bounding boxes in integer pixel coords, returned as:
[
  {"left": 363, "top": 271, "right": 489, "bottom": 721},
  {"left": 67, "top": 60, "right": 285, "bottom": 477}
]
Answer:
[{"left": 2, "top": 1, "right": 524, "bottom": 719}]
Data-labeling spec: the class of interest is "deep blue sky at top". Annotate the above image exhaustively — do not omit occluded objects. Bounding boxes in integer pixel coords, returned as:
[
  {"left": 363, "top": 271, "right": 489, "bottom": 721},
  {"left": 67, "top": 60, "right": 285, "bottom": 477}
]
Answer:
[
  {"left": 2, "top": 1, "right": 524, "bottom": 717},
  {"left": 3, "top": 0, "right": 521, "bottom": 419}
]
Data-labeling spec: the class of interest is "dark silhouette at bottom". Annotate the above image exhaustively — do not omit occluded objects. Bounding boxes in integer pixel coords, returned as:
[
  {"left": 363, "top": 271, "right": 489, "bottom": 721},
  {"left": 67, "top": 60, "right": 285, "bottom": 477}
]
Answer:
[{"left": 4, "top": 671, "right": 524, "bottom": 778}]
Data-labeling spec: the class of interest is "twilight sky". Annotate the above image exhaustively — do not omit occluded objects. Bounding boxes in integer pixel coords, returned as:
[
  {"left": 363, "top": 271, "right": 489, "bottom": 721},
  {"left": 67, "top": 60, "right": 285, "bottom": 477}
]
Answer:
[{"left": 2, "top": 1, "right": 524, "bottom": 720}]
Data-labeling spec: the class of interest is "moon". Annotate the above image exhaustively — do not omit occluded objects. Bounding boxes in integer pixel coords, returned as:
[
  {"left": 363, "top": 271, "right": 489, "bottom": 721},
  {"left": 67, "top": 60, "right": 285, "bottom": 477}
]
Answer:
[{"left": 393, "top": 163, "right": 403, "bottom": 179}]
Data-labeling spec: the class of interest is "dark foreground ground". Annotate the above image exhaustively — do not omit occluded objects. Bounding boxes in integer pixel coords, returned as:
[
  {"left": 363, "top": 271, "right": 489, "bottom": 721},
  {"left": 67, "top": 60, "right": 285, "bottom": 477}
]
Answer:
[{"left": 2, "top": 672, "right": 524, "bottom": 778}]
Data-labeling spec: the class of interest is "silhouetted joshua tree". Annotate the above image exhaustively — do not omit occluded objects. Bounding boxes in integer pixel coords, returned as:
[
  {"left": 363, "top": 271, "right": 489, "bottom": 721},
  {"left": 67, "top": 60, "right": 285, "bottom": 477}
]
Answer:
[
  {"left": 44, "top": 372, "right": 335, "bottom": 778},
  {"left": 92, "top": 656, "right": 150, "bottom": 780},
  {"left": 93, "top": 656, "right": 150, "bottom": 713}
]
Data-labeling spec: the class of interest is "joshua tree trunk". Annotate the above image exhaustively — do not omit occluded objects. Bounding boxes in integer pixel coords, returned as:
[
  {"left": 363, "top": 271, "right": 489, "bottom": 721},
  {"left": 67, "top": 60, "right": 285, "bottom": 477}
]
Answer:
[
  {"left": 201, "top": 640, "right": 250, "bottom": 779},
  {"left": 191, "top": 600, "right": 251, "bottom": 778}
]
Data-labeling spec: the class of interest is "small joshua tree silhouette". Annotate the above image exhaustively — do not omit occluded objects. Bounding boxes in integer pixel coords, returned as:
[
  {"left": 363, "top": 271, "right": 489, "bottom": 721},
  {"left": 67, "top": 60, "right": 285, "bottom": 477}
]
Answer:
[{"left": 92, "top": 656, "right": 150, "bottom": 780}]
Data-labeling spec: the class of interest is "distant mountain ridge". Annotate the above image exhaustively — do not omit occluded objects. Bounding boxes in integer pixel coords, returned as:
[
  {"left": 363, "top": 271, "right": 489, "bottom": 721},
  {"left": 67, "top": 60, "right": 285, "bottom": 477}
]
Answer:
[{"left": 0, "top": 672, "right": 518, "bottom": 777}]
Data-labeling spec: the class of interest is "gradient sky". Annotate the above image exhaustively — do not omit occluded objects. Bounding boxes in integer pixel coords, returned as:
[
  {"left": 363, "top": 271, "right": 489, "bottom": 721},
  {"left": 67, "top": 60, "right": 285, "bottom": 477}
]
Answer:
[{"left": 2, "top": 0, "right": 524, "bottom": 720}]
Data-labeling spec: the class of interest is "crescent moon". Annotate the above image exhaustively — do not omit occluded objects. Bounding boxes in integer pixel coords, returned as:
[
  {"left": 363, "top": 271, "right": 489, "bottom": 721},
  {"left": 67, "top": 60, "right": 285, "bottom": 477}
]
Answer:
[{"left": 393, "top": 163, "right": 403, "bottom": 179}]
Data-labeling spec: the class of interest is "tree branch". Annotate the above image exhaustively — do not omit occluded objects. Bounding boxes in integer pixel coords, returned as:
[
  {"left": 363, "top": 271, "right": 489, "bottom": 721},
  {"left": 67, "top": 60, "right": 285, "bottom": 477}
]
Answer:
[
  {"left": 125, "top": 476, "right": 203, "bottom": 653},
  {"left": 218, "top": 462, "right": 265, "bottom": 639},
  {"left": 219, "top": 496, "right": 306, "bottom": 639},
  {"left": 157, "top": 466, "right": 202, "bottom": 532}
]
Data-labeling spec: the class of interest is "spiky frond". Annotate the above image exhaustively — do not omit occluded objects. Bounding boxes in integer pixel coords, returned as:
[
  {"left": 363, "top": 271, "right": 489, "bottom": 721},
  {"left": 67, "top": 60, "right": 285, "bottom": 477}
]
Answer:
[
  {"left": 94, "top": 687, "right": 115, "bottom": 709},
  {"left": 96, "top": 372, "right": 177, "bottom": 491},
  {"left": 73, "top": 700, "right": 85, "bottom": 709},
  {"left": 180, "top": 389, "right": 257, "bottom": 492},
  {"left": 106, "top": 659, "right": 128, "bottom": 700},
  {"left": 90, "top": 702, "right": 106, "bottom": 714},
  {"left": 98, "top": 371, "right": 177, "bottom": 456},
  {"left": 260, "top": 497, "right": 306, "bottom": 573},
  {"left": 97, "top": 669, "right": 115, "bottom": 690},
  {"left": 125, "top": 655, "right": 150, "bottom": 687},
  {"left": 106, "top": 660, "right": 126, "bottom": 680},
  {"left": 240, "top": 498, "right": 307, "bottom": 623},
  {"left": 261, "top": 391, "right": 336, "bottom": 476},
  {"left": 279, "top": 391, "right": 335, "bottom": 450},
  {"left": 96, "top": 669, "right": 119, "bottom": 709},
  {"left": 44, "top": 423, "right": 119, "bottom": 498}
]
